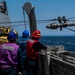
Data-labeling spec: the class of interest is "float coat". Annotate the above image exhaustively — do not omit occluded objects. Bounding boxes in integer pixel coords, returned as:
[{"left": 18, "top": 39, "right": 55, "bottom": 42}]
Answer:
[
  {"left": 26, "top": 39, "right": 38, "bottom": 60},
  {"left": 0, "top": 43, "right": 19, "bottom": 68}
]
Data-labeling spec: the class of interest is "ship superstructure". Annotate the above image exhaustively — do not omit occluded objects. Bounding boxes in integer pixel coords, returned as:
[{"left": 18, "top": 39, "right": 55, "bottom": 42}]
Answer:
[{"left": 0, "top": 0, "right": 11, "bottom": 27}]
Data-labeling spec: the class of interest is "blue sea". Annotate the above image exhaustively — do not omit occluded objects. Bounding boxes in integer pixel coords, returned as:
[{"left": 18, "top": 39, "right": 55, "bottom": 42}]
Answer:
[{"left": 18, "top": 36, "right": 75, "bottom": 52}]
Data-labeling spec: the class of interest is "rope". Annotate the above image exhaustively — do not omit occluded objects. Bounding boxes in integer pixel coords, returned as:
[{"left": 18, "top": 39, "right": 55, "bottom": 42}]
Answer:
[
  {"left": 23, "top": 8, "right": 26, "bottom": 30},
  {"left": 64, "top": 27, "right": 75, "bottom": 32}
]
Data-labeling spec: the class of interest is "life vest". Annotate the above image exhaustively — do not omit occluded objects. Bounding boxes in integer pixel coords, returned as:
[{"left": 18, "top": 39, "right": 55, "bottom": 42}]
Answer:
[
  {"left": 26, "top": 39, "right": 38, "bottom": 60},
  {"left": 0, "top": 36, "right": 8, "bottom": 45},
  {"left": 0, "top": 43, "right": 19, "bottom": 68}
]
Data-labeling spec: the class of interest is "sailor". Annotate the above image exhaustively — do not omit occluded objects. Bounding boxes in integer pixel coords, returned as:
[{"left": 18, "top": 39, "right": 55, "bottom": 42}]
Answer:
[
  {"left": 0, "top": 27, "right": 11, "bottom": 45},
  {"left": 17, "top": 30, "right": 29, "bottom": 71},
  {"left": 0, "top": 31, "right": 25, "bottom": 75},
  {"left": 26, "top": 30, "right": 46, "bottom": 75},
  {"left": 18, "top": 30, "right": 29, "bottom": 52}
]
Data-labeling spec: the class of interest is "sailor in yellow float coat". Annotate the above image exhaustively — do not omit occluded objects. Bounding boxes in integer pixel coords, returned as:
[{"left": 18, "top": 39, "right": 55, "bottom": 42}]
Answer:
[
  {"left": 0, "top": 28, "right": 10, "bottom": 45},
  {"left": 0, "top": 28, "right": 19, "bottom": 45}
]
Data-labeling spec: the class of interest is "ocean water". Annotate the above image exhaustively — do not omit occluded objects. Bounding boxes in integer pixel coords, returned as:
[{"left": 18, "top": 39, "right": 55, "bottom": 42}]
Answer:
[{"left": 18, "top": 36, "right": 75, "bottom": 52}]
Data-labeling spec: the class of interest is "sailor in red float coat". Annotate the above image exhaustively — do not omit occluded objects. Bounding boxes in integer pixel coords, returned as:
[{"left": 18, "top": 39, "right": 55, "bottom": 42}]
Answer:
[
  {"left": 26, "top": 30, "right": 41, "bottom": 75},
  {"left": 26, "top": 39, "right": 38, "bottom": 60}
]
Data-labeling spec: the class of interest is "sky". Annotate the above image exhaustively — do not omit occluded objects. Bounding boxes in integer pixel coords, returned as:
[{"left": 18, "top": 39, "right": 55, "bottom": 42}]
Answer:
[{"left": 4, "top": 0, "right": 75, "bottom": 36}]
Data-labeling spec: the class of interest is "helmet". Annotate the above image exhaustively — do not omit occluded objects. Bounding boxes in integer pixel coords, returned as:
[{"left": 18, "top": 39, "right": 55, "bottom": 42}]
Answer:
[
  {"left": 13, "top": 30, "right": 18, "bottom": 35},
  {"left": 13, "top": 30, "right": 18, "bottom": 37},
  {"left": 22, "top": 30, "right": 29, "bottom": 37},
  {"left": 31, "top": 30, "right": 41, "bottom": 38},
  {"left": 3, "top": 28, "right": 10, "bottom": 35},
  {"left": 7, "top": 31, "right": 17, "bottom": 40}
]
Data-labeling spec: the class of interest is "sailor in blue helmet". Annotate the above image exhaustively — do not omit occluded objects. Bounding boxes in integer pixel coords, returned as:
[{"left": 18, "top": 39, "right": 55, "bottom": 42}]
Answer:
[
  {"left": 0, "top": 31, "right": 25, "bottom": 75},
  {"left": 18, "top": 30, "right": 29, "bottom": 52},
  {"left": 17, "top": 30, "right": 29, "bottom": 71}
]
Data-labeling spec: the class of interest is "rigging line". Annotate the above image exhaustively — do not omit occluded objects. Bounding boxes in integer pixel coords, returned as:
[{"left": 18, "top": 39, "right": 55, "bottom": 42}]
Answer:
[
  {"left": 0, "top": 21, "right": 28, "bottom": 24},
  {"left": 1, "top": 17, "right": 75, "bottom": 24},
  {"left": 37, "top": 17, "right": 75, "bottom": 21},
  {"left": 0, "top": 17, "right": 75, "bottom": 24},
  {"left": 37, "top": 21, "right": 51, "bottom": 23},
  {"left": 4, "top": 21, "right": 50, "bottom": 27},
  {"left": 23, "top": 8, "right": 26, "bottom": 30},
  {"left": 0, "top": 21, "right": 49, "bottom": 24},
  {"left": 67, "top": 20, "right": 75, "bottom": 21},
  {"left": 11, "top": 21, "right": 50, "bottom": 26},
  {"left": 64, "top": 27, "right": 75, "bottom": 32},
  {"left": 6, "top": 24, "right": 27, "bottom": 27},
  {"left": 67, "top": 17, "right": 75, "bottom": 20},
  {"left": 0, "top": 18, "right": 54, "bottom": 24},
  {"left": 0, "top": 19, "right": 54, "bottom": 24},
  {"left": 37, "top": 19, "right": 57, "bottom": 21},
  {"left": 0, "top": 18, "right": 63, "bottom": 24}
]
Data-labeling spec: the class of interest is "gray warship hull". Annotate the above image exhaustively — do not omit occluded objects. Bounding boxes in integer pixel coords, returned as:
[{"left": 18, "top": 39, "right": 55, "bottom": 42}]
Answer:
[{"left": 47, "top": 46, "right": 75, "bottom": 75}]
